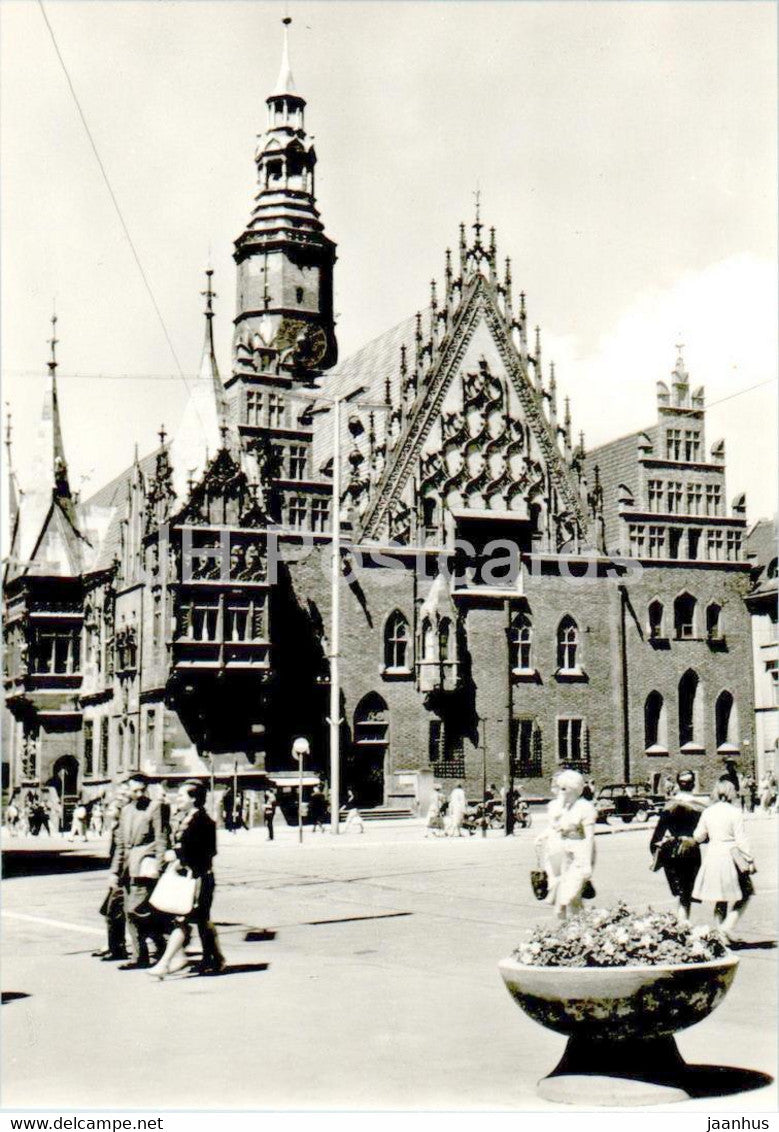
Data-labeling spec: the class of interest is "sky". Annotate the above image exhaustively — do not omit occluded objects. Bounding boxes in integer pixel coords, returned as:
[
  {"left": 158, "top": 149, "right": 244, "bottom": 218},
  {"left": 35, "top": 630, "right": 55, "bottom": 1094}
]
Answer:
[{"left": 1, "top": 0, "right": 777, "bottom": 532}]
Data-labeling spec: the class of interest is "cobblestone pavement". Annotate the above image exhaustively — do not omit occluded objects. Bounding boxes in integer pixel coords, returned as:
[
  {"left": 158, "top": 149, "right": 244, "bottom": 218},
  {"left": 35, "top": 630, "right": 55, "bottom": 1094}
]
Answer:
[{"left": 2, "top": 815, "right": 777, "bottom": 1111}]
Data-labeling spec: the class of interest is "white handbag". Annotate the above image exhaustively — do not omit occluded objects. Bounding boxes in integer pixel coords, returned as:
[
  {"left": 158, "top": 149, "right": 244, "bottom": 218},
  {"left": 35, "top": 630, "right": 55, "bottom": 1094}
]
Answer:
[
  {"left": 149, "top": 864, "right": 198, "bottom": 916},
  {"left": 137, "top": 855, "right": 160, "bottom": 880}
]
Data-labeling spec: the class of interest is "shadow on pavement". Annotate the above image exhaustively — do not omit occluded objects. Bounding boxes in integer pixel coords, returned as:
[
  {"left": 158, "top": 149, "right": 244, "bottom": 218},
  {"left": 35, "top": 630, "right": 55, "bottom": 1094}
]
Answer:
[
  {"left": 681, "top": 1065, "right": 774, "bottom": 1099},
  {"left": 2, "top": 849, "right": 108, "bottom": 879},
  {"left": 244, "top": 929, "right": 277, "bottom": 942},
  {"left": 2, "top": 992, "right": 31, "bottom": 1005},
  {"left": 186, "top": 962, "right": 270, "bottom": 977},
  {"left": 728, "top": 939, "right": 777, "bottom": 951}
]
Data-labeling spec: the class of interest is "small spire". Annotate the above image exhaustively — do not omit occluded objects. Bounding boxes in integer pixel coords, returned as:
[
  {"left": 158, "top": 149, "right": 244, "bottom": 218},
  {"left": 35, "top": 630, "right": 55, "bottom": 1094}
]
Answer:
[
  {"left": 384, "top": 372, "right": 392, "bottom": 407},
  {"left": 47, "top": 311, "right": 58, "bottom": 377},
  {"left": 579, "top": 430, "right": 586, "bottom": 457},
  {"left": 201, "top": 268, "right": 217, "bottom": 319},
  {"left": 519, "top": 291, "right": 526, "bottom": 320},
  {"left": 472, "top": 188, "right": 482, "bottom": 244},
  {"left": 564, "top": 396, "right": 571, "bottom": 434},
  {"left": 5, "top": 405, "right": 12, "bottom": 458},
  {"left": 273, "top": 15, "right": 297, "bottom": 96},
  {"left": 158, "top": 424, "right": 167, "bottom": 447}
]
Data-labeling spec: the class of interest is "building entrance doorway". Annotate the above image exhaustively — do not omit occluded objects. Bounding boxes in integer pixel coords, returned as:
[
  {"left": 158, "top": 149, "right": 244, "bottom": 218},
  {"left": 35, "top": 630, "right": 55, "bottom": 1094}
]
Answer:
[
  {"left": 351, "top": 693, "right": 389, "bottom": 808},
  {"left": 51, "top": 754, "right": 79, "bottom": 831}
]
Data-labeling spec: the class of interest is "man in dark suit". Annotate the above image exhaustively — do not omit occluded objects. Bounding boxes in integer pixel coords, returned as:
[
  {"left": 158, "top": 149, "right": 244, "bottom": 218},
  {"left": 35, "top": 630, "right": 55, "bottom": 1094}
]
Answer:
[{"left": 109, "top": 773, "right": 169, "bottom": 969}]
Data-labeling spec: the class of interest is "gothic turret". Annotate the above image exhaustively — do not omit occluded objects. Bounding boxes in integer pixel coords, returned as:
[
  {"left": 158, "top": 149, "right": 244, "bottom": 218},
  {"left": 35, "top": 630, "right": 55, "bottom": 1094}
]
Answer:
[{"left": 232, "top": 17, "right": 337, "bottom": 377}]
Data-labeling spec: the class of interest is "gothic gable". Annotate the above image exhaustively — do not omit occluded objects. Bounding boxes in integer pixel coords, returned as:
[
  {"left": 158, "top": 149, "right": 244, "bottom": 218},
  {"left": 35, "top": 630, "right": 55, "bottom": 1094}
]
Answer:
[
  {"left": 172, "top": 446, "right": 268, "bottom": 529},
  {"left": 358, "top": 276, "right": 591, "bottom": 549}
]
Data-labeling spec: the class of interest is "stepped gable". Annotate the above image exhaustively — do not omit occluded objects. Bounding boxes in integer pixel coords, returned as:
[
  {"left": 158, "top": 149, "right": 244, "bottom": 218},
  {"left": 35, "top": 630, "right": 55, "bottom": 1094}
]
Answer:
[{"left": 584, "top": 426, "right": 659, "bottom": 553}]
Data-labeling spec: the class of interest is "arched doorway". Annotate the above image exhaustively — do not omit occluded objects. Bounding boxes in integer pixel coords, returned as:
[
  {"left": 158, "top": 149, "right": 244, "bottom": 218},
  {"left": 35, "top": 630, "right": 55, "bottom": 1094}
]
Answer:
[
  {"left": 51, "top": 754, "right": 79, "bottom": 831},
  {"left": 351, "top": 693, "right": 389, "bottom": 808}
]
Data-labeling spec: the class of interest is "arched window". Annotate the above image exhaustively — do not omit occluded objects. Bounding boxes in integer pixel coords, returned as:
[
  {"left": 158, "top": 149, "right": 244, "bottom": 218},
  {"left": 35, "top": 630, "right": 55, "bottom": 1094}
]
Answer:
[
  {"left": 768, "top": 558, "right": 778, "bottom": 580},
  {"left": 439, "top": 618, "right": 452, "bottom": 662},
  {"left": 644, "top": 691, "right": 667, "bottom": 751},
  {"left": 557, "top": 616, "right": 579, "bottom": 671},
  {"left": 674, "top": 593, "right": 697, "bottom": 639},
  {"left": 384, "top": 611, "right": 410, "bottom": 671},
  {"left": 706, "top": 603, "right": 723, "bottom": 640},
  {"left": 648, "top": 600, "right": 664, "bottom": 640},
  {"left": 679, "top": 669, "right": 702, "bottom": 748},
  {"left": 117, "top": 722, "right": 125, "bottom": 772},
  {"left": 510, "top": 612, "right": 533, "bottom": 671},
  {"left": 421, "top": 618, "right": 434, "bottom": 661},
  {"left": 715, "top": 691, "right": 738, "bottom": 749}
]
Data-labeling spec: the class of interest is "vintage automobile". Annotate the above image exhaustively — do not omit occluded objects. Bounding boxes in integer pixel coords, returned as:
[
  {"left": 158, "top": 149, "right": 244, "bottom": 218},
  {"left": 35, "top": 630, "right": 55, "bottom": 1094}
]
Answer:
[{"left": 595, "top": 783, "right": 665, "bottom": 825}]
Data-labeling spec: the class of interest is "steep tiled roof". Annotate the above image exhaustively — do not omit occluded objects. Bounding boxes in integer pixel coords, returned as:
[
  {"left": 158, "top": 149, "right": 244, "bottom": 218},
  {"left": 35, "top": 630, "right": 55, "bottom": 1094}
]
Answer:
[
  {"left": 80, "top": 450, "right": 160, "bottom": 574},
  {"left": 746, "top": 516, "right": 778, "bottom": 597}
]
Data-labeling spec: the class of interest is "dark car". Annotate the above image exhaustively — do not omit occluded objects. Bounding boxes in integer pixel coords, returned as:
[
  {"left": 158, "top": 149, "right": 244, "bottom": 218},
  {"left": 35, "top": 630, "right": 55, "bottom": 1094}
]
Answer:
[{"left": 595, "top": 783, "right": 664, "bottom": 825}]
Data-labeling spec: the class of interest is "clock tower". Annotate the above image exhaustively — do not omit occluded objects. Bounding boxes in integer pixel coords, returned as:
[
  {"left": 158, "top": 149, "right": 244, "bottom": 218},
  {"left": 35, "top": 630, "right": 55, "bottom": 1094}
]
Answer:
[{"left": 232, "top": 17, "right": 337, "bottom": 378}]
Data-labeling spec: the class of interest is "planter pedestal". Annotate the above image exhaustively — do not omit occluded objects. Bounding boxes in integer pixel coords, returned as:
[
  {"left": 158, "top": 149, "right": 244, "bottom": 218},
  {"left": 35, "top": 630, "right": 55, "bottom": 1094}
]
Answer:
[{"left": 538, "top": 1035, "right": 690, "bottom": 1106}]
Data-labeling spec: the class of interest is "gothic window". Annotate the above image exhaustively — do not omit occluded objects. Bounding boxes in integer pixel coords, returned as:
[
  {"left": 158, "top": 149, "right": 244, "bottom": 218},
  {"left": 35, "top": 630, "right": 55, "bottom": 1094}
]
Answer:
[
  {"left": 246, "top": 390, "right": 264, "bottom": 426},
  {"left": 268, "top": 393, "right": 285, "bottom": 429},
  {"left": 684, "top": 430, "right": 701, "bottom": 462},
  {"left": 422, "top": 496, "right": 438, "bottom": 532},
  {"left": 715, "top": 691, "right": 737, "bottom": 749},
  {"left": 688, "top": 529, "right": 701, "bottom": 561},
  {"left": 674, "top": 593, "right": 697, "bottom": 639},
  {"left": 556, "top": 616, "right": 579, "bottom": 672},
  {"left": 705, "top": 484, "right": 722, "bottom": 516},
  {"left": 145, "top": 707, "right": 157, "bottom": 760},
  {"left": 428, "top": 720, "right": 465, "bottom": 778},
  {"left": 644, "top": 692, "right": 667, "bottom": 751},
  {"left": 707, "top": 529, "right": 724, "bottom": 560},
  {"left": 439, "top": 619, "right": 453, "bottom": 663},
  {"left": 288, "top": 495, "right": 308, "bottom": 530},
  {"left": 666, "top": 429, "right": 682, "bottom": 460},
  {"left": 384, "top": 611, "right": 411, "bottom": 671},
  {"left": 706, "top": 603, "right": 723, "bottom": 640},
  {"left": 668, "top": 528, "right": 683, "bottom": 559},
  {"left": 647, "top": 526, "right": 666, "bottom": 559},
  {"left": 99, "top": 718, "right": 109, "bottom": 777},
  {"left": 628, "top": 525, "right": 645, "bottom": 557},
  {"left": 288, "top": 445, "right": 307, "bottom": 480},
  {"left": 667, "top": 482, "right": 683, "bottom": 514},
  {"left": 127, "top": 721, "right": 136, "bottom": 771},
  {"left": 647, "top": 481, "right": 663, "bottom": 512},
  {"left": 152, "top": 591, "right": 162, "bottom": 658},
  {"left": 226, "top": 603, "right": 250, "bottom": 642},
  {"left": 311, "top": 498, "right": 330, "bottom": 532},
  {"left": 726, "top": 531, "right": 742, "bottom": 562},
  {"left": 686, "top": 483, "right": 702, "bottom": 515},
  {"left": 510, "top": 718, "right": 543, "bottom": 777},
  {"left": 117, "top": 722, "right": 125, "bottom": 773},
  {"left": 509, "top": 611, "right": 533, "bottom": 671},
  {"left": 557, "top": 717, "right": 589, "bottom": 771},
  {"left": 83, "top": 721, "right": 94, "bottom": 778},
  {"left": 421, "top": 618, "right": 434, "bottom": 661},
  {"left": 648, "top": 600, "right": 664, "bottom": 640},
  {"left": 31, "top": 627, "right": 81, "bottom": 675},
  {"left": 678, "top": 669, "right": 702, "bottom": 748}
]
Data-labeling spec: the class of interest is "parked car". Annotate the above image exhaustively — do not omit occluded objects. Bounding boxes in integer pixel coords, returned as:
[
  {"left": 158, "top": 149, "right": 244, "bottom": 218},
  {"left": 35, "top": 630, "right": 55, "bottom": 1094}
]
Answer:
[{"left": 595, "top": 783, "right": 664, "bottom": 825}]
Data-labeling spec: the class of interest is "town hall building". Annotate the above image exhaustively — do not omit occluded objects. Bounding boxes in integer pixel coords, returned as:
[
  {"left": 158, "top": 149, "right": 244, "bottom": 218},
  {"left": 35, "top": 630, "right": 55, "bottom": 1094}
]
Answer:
[{"left": 2, "top": 22, "right": 756, "bottom": 819}]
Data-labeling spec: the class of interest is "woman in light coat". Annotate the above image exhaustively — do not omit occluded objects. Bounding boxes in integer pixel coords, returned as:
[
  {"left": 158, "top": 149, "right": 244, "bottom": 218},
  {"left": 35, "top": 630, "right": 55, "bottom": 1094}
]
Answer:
[
  {"left": 551, "top": 770, "right": 596, "bottom": 920},
  {"left": 693, "top": 778, "right": 755, "bottom": 941}
]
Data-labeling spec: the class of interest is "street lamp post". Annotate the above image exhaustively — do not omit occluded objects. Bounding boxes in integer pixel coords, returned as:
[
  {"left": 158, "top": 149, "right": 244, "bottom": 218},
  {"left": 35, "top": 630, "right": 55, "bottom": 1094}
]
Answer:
[{"left": 308, "top": 384, "right": 369, "bottom": 834}]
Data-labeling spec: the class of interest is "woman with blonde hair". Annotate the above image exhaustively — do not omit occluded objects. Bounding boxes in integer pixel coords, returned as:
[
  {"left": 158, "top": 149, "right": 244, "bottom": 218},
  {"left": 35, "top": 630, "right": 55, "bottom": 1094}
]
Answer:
[
  {"left": 693, "top": 778, "right": 755, "bottom": 941},
  {"left": 551, "top": 769, "right": 596, "bottom": 919}
]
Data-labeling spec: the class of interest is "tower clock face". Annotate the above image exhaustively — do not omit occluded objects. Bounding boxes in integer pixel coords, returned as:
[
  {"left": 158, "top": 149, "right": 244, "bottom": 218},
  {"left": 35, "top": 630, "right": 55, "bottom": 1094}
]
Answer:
[
  {"left": 297, "top": 324, "right": 328, "bottom": 369},
  {"left": 275, "top": 317, "right": 331, "bottom": 371}
]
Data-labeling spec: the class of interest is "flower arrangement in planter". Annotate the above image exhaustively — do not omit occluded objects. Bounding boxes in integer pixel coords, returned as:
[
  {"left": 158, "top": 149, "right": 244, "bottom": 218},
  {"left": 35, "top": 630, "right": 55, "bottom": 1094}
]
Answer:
[
  {"left": 513, "top": 902, "right": 728, "bottom": 968},
  {"left": 499, "top": 903, "right": 739, "bottom": 1106}
]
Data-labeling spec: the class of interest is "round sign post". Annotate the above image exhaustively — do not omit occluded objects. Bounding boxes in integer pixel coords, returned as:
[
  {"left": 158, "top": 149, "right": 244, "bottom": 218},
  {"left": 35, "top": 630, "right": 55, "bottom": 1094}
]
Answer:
[{"left": 292, "top": 737, "right": 310, "bottom": 844}]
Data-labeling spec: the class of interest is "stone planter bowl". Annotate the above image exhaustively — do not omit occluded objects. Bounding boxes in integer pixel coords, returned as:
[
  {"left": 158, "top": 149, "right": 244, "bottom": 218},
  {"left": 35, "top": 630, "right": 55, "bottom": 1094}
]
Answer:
[{"left": 498, "top": 954, "right": 739, "bottom": 1041}]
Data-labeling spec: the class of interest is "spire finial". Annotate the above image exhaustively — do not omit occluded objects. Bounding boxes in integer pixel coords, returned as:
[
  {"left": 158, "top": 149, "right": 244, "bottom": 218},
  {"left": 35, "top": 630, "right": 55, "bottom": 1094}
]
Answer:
[
  {"left": 274, "top": 13, "right": 297, "bottom": 96},
  {"left": 158, "top": 424, "right": 167, "bottom": 447},
  {"left": 5, "top": 404, "right": 12, "bottom": 457},
  {"left": 48, "top": 310, "right": 59, "bottom": 376},
  {"left": 201, "top": 267, "right": 217, "bottom": 319},
  {"left": 472, "top": 187, "right": 482, "bottom": 243}
]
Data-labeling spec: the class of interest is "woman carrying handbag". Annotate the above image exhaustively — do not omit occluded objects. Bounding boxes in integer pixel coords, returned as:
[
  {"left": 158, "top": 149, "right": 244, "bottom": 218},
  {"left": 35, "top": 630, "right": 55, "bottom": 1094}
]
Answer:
[
  {"left": 148, "top": 780, "right": 225, "bottom": 979},
  {"left": 693, "top": 778, "right": 756, "bottom": 942}
]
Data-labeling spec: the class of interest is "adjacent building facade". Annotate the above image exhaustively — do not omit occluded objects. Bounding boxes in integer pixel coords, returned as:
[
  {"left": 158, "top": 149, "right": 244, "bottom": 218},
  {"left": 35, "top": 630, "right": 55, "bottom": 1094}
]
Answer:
[{"left": 2, "top": 24, "right": 763, "bottom": 817}]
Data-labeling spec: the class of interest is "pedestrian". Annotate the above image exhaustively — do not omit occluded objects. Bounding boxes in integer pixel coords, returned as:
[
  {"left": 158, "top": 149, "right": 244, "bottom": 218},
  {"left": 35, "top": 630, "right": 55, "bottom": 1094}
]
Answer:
[
  {"left": 4, "top": 793, "right": 21, "bottom": 836},
  {"left": 148, "top": 780, "right": 225, "bottom": 979},
  {"left": 90, "top": 798, "right": 104, "bottom": 838},
  {"left": 745, "top": 776, "right": 757, "bottom": 813},
  {"left": 341, "top": 788, "right": 365, "bottom": 834},
  {"left": 446, "top": 783, "right": 466, "bottom": 837},
  {"left": 693, "top": 778, "right": 755, "bottom": 942},
  {"left": 424, "top": 784, "right": 445, "bottom": 837},
  {"left": 536, "top": 774, "right": 565, "bottom": 904},
  {"left": 662, "top": 775, "right": 675, "bottom": 799},
  {"left": 68, "top": 797, "right": 88, "bottom": 841},
  {"left": 759, "top": 773, "right": 777, "bottom": 816},
  {"left": 649, "top": 770, "right": 703, "bottom": 923},
  {"left": 583, "top": 776, "right": 596, "bottom": 801},
  {"left": 108, "top": 773, "right": 169, "bottom": 970},
  {"left": 550, "top": 769, "right": 596, "bottom": 920},
  {"left": 263, "top": 789, "right": 277, "bottom": 841},
  {"left": 93, "top": 791, "right": 129, "bottom": 963},
  {"left": 309, "top": 782, "right": 328, "bottom": 832}
]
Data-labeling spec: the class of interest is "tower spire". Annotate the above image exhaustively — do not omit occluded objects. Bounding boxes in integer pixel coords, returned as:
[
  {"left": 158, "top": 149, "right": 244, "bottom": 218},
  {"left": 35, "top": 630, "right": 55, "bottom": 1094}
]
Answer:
[
  {"left": 44, "top": 311, "right": 71, "bottom": 501},
  {"left": 274, "top": 15, "right": 297, "bottom": 96}
]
